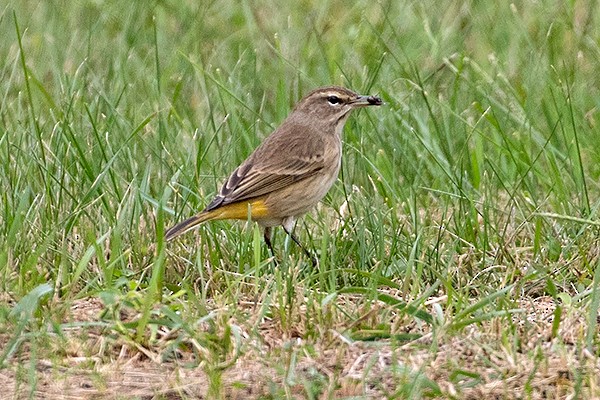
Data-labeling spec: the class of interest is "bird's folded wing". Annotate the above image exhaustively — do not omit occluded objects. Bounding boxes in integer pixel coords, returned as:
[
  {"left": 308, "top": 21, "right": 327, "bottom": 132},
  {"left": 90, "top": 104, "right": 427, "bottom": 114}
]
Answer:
[{"left": 204, "top": 155, "right": 324, "bottom": 211}]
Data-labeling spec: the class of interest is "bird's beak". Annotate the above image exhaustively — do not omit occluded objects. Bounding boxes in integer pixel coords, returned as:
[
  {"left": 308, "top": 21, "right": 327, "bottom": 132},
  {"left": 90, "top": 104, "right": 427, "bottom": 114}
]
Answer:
[{"left": 351, "top": 94, "right": 383, "bottom": 107}]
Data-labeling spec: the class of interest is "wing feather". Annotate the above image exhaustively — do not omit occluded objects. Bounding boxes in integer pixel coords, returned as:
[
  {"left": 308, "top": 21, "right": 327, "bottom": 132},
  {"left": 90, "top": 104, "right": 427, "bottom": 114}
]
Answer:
[{"left": 204, "top": 123, "right": 326, "bottom": 211}]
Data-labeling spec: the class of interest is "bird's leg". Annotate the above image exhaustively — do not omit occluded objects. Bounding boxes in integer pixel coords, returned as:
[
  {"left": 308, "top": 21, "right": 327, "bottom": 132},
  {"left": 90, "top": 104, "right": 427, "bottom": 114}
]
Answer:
[
  {"left": 282, "top": 221, "right": 317, "bottom": 267},
  {"left": 263, "top": 226, "right": 277, "bottom": 262}
]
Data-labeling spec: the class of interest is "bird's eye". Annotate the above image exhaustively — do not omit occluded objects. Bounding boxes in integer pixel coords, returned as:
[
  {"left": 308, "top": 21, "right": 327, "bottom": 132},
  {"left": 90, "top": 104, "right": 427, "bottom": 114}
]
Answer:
[{"left": 327, "top": 95, "right": 341, "bottom": 105}]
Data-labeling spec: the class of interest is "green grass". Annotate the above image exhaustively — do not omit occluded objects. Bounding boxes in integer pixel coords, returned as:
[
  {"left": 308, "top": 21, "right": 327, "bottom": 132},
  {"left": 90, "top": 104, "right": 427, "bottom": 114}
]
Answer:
[{"left": 1, "top": 0, "right": 599, "bottom": 398}]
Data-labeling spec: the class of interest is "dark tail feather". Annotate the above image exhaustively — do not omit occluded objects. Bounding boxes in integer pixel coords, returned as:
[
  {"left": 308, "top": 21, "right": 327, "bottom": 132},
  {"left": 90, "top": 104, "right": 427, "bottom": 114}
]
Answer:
[{"left": 165, "top": 212, "right": 211, "bottom": 241}]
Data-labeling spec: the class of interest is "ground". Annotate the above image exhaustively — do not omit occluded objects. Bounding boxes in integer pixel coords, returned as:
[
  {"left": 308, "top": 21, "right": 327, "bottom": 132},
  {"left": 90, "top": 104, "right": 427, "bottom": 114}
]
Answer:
[{"left": 3, "top": 294, "right": 598, "bottom": 399}]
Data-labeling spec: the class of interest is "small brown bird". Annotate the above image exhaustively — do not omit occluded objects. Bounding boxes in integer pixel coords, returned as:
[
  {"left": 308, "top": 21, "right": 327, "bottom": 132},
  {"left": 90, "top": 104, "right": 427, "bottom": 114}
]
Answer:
[{"left": 166, "top": 86, "right": 382, "bottom": 261}]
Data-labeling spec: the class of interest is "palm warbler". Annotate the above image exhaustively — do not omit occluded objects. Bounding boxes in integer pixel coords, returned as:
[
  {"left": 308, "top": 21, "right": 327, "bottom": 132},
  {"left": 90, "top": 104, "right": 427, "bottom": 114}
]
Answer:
[{"left": 166, "top": 86, "right": 382, "bottom": 261}]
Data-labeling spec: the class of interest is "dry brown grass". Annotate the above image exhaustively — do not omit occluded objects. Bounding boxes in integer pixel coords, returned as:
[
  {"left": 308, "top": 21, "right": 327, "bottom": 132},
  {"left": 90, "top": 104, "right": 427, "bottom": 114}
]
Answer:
[{"left": 2, "top": 294, "right": 598, "bottom": 399}]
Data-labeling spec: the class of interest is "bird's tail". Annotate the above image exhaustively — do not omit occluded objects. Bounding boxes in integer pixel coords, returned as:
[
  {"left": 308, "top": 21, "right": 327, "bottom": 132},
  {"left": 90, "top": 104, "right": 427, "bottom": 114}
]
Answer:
[
  {"left": 165, "top": 197, "right": 270, "bottom": 241},
  {"left": 165, "top": 211, "right": 213, "bottom": 241}
]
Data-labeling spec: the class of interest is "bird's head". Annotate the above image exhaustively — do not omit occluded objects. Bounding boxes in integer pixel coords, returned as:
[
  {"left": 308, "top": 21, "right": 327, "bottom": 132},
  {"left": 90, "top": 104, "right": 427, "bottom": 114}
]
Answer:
[{"left": 292, "top": 86, "right": 382, "bottom": 128}]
